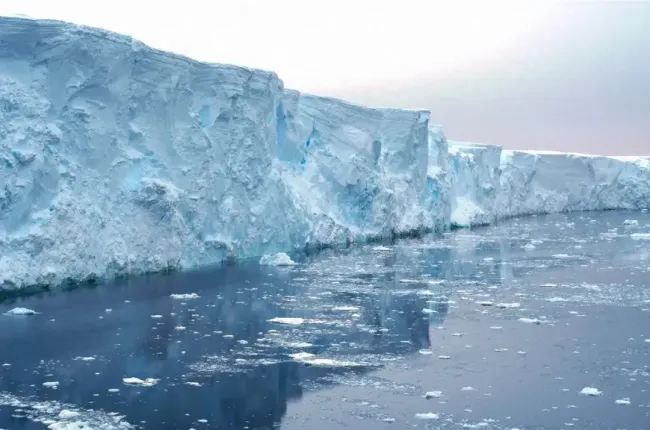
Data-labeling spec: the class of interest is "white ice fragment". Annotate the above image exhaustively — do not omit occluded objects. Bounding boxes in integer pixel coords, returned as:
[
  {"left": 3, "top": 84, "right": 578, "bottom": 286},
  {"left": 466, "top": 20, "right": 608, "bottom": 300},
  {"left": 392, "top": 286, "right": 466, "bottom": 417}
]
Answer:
[
  {"left": 175, "top": 326, "right": 187, "bottom": 331},
  {"left": 425, "top": 391, "right": 443, "bottom": 398},
  {"left": 615, "top": 397, "right": 631, "bottom": 405},
  {"left": 631, "top": 233, "right": 650, "bottom": 240},
  {"left": 42, "top": 381, "right": 59, "bottom": 388},
  {"left": 150, "top": 315, "right": 163, "bottom": 319},
  {"left": 518, "top": 317, "right": 542, "bottom": 325},
  {"left": 57, "top": 410, "right": 80, "bottom": 419},
  {"left": 268, "top": 317, "right": 304, "bottom": 325},
  {"left": 496, "top": 302, "right": 520, "bottom": 309},
  {"left": 331, "top": 306, "right": 359, "bottom": 311},
  {"left": 185, "top": 381, "right": 202, "bottom": 387},
  {"left": 170, "top": 293, "right": 200, "bottom": 300},
  {"left": 4, "top": 307, "right": 37, "bottom": 316},
  {"left": 552, "top": 254, "right": 572, "bottom": 258},
  {"left": 540, "top": 283, "right": 557, "bottom": 288},
  {"left": 418, "top": 349, "right": 433, "bottom": 355},
  {"left": 73, "top": 356, "right": 96, "bottom": 361},
  {"left": 438, "top": 355, "right": 451, "bottom": 360},
  {"left": 476, "top": 301, "right": 493, "bottom": 306},
  {"left": 623, "top": 219, "right": 639, "bottom": 226},
  {"left": 461, "top": 386, "right": 476, "bottom": 391},
  {"left": 579, "top": 387, "right": 602, "bottom": 396},
  {"left": 414, "top": 413, "right": 439, "bottom": 420},
  {"left": 122, "top": 377, "right": 159, "bottom": 387},
  {"left": 524, "top": 243, "right": 536, "bottom": 251},
  {"left": 259, "top": 253, "right": 296, "bottom": 266}
]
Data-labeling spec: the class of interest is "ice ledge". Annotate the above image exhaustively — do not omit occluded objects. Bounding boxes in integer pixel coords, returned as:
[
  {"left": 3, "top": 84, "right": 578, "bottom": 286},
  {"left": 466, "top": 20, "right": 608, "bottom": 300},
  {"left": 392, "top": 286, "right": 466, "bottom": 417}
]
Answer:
[{"left": 0, "top": 17, "right": 648, "bottom": 291}]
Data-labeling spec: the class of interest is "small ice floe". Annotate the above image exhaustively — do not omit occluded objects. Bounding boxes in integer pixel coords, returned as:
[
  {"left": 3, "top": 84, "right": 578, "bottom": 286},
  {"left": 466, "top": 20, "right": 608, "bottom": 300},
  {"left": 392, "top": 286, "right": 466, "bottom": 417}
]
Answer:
[
  {"left": 170, "top": 293, "right": 200, "bottom": 300},
  {"left": 372, "top": 246, "right": 391, "bottom": 251},
  {"left": 122, "top": 377, "right": 159, "bottom": 387},
  {"left": 630, "top": 233, "right": 650, "bottom": 241},
  {"left": 579, "top": 387, "right": 602, "bottom": 396},
  {"left": 288, "top": 352, "right": 364, "bottom": 368},
  {"left": 418, "top": 349, "right": 433, "bottom": 355},
  {"left": 185, "top": 381, "right": 202, "bottom": 387},
  {"left": 105, "top": 309, "right": 112, "bottom": 313},
  {"left": 540, "top": 283, "right": 557, "bottom": 288},
  {"left": 3, "top": 307, "right": 37, "bottom": 316},
  {"left": 414, "top": 413, "right": 439, "bottom": 420},
  {"left": 451, "top": 332, "right": 464, "bottom": 337},
  {"left": 424, "top": 391, "right": 443, "bottom": 399},
  {"left": 546, "top": 297, "right": 570, "bottom": 302},
  {"left": 422, "top": 308, "right": 438, "bottom": 314},
  {"left": 496, "top": 302, "right": 520, "bottom": 309},
  {"left": 175, "top": 326, "right": 187, "bottom": 331},
  {"left": 494, "top": 348, "right": 508, "bottom": 352},
  {"left": 615, "top": 397, "right": 631, "bottom": 405},
  {"left": 42, "top": 381, "right": 59, "bottom": 389},
  {"left": 331, "top": 306, "right": 359, "bottom": 311},
  {"left": 518, "top": 317, "right": 543, "bottom": 325},
  {"left": 644, "top": 339, "right": 650, "bottom": 343},
  {"left": 489, "top": 326, "right": 503, "bottom": 330},
  {"left": 287, "top": 342, "right": 313, "bottom": 348},
  {"left": 73, "top": 356, "right": 96, "bottom": 361},
  {"left": 524, "top": 243, "right": 536, "bottom": 251},
  {"left": 438, "top": 355, "right": 451, "bottom": 360},
  {"left": 623, "top": 219, "right": 639, "bottom": 226},
  {"left": 268, "top": 317, "right": 305, "bottom": 325},
  {"left": 58, "top": 409, "right": 80, "bottom": 419},
  {"left": 382, "top": 417, "right": 396, "bottom": 423},
  {"left": 475, "top": 301, "right": 493, "bottom": 307},
  {"left": 108, "top": 388, "right": 120, "bottom": 392},
  {"left": 2, "top": 363, "right": 10, "bottom": 367},
  {"left": 461, "top": 386, "right": 476, "bottom": 391},
  {"left": 259, "top": 252, "right": 297, "bottom": 266},
  {"left": 150, "top": 315, "right": 163, "bottom": 319},
  {"left": 399, "top": 279, "right": 419, "bottom": 284},
  {"left": 552, "top": 254, "right": 572, "bottom": 259}
]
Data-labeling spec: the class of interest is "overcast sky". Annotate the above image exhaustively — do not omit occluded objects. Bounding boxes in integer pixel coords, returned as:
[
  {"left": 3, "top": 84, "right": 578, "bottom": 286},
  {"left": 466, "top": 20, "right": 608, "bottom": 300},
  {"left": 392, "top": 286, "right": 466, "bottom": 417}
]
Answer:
[{"left": 2, "top": 0, "right": 648, "bottom": 155}]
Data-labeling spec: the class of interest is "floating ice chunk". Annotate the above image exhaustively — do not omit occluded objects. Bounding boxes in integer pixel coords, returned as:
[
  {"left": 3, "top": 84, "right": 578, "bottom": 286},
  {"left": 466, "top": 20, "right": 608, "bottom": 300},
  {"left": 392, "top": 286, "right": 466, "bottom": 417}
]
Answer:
[
  {"left": 175, "top": 326, "right": 187, "bottom": 331},
  {"left": 372, "top": 246, "right": 391, "bottom": 251},
  {"left": 150, "top": 315, "right": 163, "bottom": 319},
  {"left": 42, "top": 382, "right": 59, "bottom": 388},
  {"left": 331, "top": 306, "right": 359, "bottom": 311},
  {"left": 107, "top": 388, "right": 120, "bottom": 392},
  {"left": 4, "top": 307, "right": 37, "bottom": 316},
  {"left": 122, "top": 377, "right": 159, "bottom": 387},
  {"left": 268, "top": 317, "right": 304, "bottom": 325},
  {"left": 631, "top": 233, "right": 650, "bottom": 240},
  {"left": 475, "top": 301, "right": 493, "bottom": 306},
  {"left": 414, "top": 412, "right": 439, "bottom": 420},
  {"left": 73, "top": 356, "right": 96, "bottom": 361},
  {"left": 399, "top": 279, "right": 420, "bottom": 284},
  {"left": 438, "top": 355, "right": 451, "bottom": 360},
  {"left": 524, "top": 243, "right": 536, "bottom": 251},
  {"left": 57, "top": 410, "right": 80, "bottom": 419},
  {"left": 518, "top": 317, "right": 542, "bottom": 325},
  {"left": 552, "top": 254, "right": 572, "bottom": 259},
  {"left": 623, "top": 219, "right": 639, "bottom": 226},
  {"left": 425, "top": 391, "right": 443, "bottom": 399},
  {"left": 287, "top": 341, "right": 313, "bottom": 348},
  {"left": 615, "top": 397, "right": 631, "bottom": 405},
  {"left": 539, "top": 283, "right": 557, "bottom": 288},
  {"left": 579, "top": 387, "right": 602, "bottom": 396},
  {"left": 496, "top": 302, "right": 520, "bottom": 309},
  {"left": 259, "top": 253, "right": 296, "bottom": 266},
  {"left": 289, "top": 352, "right": 365, "bottom": 367},
  {"left": 185, "top": 381, "right": 202, "bottom": 387},
  {"left": 461, "top": 386, "right": 476, "bottom": 391},
  {"left": 382, "top": 417, "right": 395, "bottom": 423},
  {"left": 418, "top": 349, "right": 433, "bottom": 355},
  {"left": 170, "top": 293, "right": 200, "bottom": 300}
]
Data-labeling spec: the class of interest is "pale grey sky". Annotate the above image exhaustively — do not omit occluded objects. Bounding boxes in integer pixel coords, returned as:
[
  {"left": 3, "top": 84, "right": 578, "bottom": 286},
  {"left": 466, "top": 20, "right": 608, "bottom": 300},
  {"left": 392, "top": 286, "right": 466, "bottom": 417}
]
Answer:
[{"left": 2, "top": 0, "right": 648, "bottom": 155}]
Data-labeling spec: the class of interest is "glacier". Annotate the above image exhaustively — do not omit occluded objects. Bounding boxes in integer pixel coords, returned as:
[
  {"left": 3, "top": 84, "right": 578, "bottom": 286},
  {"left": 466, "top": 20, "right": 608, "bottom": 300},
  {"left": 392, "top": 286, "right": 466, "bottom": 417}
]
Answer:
[{"left": 0, "top": 16, "right": 648, "bottom": 291}]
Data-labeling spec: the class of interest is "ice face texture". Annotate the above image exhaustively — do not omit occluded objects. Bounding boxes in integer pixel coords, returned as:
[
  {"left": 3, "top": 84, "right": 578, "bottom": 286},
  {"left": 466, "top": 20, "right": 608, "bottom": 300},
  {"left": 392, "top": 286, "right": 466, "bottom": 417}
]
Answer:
[{"left": 1, "top": 17, "right": 648, "bottom": 290}]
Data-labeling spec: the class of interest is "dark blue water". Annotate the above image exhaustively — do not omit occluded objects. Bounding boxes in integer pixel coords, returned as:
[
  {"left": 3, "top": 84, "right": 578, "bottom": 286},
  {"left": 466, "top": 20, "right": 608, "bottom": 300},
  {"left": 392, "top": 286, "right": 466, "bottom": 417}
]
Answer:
[{"left": 1, "top": 211, "right": 649, "bottom": 429}]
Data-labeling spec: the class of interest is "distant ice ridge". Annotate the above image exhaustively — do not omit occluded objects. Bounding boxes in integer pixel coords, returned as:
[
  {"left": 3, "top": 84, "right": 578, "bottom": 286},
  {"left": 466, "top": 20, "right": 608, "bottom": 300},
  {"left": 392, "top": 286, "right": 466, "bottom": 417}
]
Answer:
[
  {"left": 450, "top": 142, "right": 650, "bottom": 227},
  {"left": 0, "top": 17, "right": 648, "bottom": 290}
]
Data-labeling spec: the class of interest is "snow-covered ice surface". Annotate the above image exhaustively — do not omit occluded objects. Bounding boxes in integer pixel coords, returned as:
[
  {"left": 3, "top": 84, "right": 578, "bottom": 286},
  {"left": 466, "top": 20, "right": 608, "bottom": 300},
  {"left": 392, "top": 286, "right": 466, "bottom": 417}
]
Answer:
[
  {"left": 1, "top": 211, "right": 649, "bottom": 429},
  {"left": 1, "top": 16, "right": 649, "bottom": 290}
]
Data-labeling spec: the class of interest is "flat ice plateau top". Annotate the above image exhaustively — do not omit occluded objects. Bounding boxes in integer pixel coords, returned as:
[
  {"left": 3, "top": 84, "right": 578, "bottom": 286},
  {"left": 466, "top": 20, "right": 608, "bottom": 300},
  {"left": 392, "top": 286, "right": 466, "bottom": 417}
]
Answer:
[{"left": 1, "top": 17, "right": 649, "bottom": 290}]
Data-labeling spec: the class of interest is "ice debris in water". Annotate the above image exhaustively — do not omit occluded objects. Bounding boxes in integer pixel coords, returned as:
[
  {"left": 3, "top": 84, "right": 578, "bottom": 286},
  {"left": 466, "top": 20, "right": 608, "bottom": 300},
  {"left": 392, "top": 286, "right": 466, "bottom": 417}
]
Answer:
[
  {"left": 630, "top": 233, "right": 650, "bottom": 240},
  {"left": 122, "top": 377, "right": 159, "bottom": 387},
  {"left": 259, "top": 252, "right": 296, "bottom": 266},
  {"left": 623, "top": 219, "right": 639, "bottom": 226},
  {"left": 268, "top": 317, "right": 305, "bottom": 325},
  {"left": 496, "top": 302, "right": 520, "bottom": 309},
  {"left": 518, "top": 317, "right": 543, "bottom": 325},
  {"left": 579, "top": 387, "right": 602, "bottom": 396},
  {"left": 43, "top": 382, "right": 59, "bottom": 389},
  {"left": 73, "top": 356, "right": 96, "bottom": 361},
  {"left": 170, "top": 293, "right": 200, "bottom": 300},
  {"left": 615, "top": 398, "right": 631, "bottom": 405},
  {"left": 3, "top": 307, "right": 37, "bottom": 316},
  {"left": 425, "top": 391, "right": 443, "bottom": 399},
  {"left": 414, "top": 413, "right": 440, "bottom": 420}
]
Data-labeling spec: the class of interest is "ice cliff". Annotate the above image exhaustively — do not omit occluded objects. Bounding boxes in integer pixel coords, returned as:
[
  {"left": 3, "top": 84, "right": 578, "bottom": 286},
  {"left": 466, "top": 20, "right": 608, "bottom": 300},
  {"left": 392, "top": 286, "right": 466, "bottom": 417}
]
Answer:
[{"left": 1, "top": 17, "right": 648, "bottom": 290}]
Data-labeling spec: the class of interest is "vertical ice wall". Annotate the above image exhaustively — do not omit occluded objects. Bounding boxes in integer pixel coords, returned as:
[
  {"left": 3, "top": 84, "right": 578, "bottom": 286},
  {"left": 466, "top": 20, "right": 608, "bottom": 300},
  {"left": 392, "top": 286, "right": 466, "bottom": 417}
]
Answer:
[
  {"left": 276, "top": 90, "right": 439, "bottom": 248},
  {"left": 0, "top": 16, "right": 648, "bottom": 290}
]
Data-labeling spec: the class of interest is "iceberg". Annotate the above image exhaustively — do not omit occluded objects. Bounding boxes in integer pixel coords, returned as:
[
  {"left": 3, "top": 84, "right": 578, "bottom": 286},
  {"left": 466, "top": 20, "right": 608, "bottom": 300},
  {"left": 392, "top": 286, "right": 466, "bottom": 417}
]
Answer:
[{"left": 0, "top": 16, "right": 648, "bottom": 290}]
